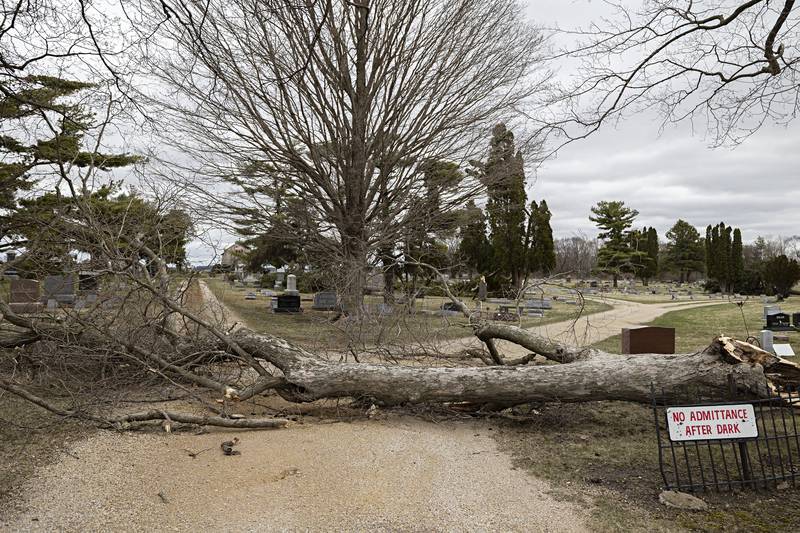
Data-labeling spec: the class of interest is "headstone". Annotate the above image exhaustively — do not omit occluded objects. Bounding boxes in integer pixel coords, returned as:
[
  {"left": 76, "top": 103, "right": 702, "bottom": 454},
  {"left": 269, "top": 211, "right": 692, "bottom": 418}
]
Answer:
[
  {"left": 524, "top": 298, "right": 552, "bottom": 310},
  {"left": 791, "top": 312, "right": 800, "bottom": 328},
  {"left": 438, "top": 302, "right": 461, "bottom": 316},
  {"left": 273, "top": 294, "right": 301, "bottom": 313},
  {"left": 46, "top": 298, "right": 57, "bottom": 311},
  {"left": 9, "top": 279, "right": 43, "bottom": 313},
  {"left": 477, "top": 277, "right": 487, "bottom": 302},
  {"left": 377, "top": 303, "right": 394, "bottom": 316},
  {"left": 312, "top": 290, "right": 338, "bottom": 311},
  {"left": 244, "top": 292, "right": 257, "bottom": 300},
  {"left": 766, "top": 312, "right": 792, "bottom": 331},
  {"left": 774, "top": 344, "right": 796, "bottom": 357},
  {"left": 285, "top": 274, "right": 298, "bottom": 295},
  {"left": 621, "top": 326, "right": 676, "bottom": 355},
  {"left": 760, "top": 330, "right": 774, "bottom": 353},
  {"left": 43, "top": 275, "right": 76, "bottom": 305},
  {"left": 78, "top": 272, "right": 100, "bottom": 293},
  {"left": 764, "top": 305, "right": 781, "bottom": 320}
]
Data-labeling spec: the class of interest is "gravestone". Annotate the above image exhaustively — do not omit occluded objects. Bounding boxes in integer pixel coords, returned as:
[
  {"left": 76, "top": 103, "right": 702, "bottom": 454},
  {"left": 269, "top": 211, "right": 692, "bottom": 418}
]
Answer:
[
  {"left": 312, "top": 290, "right": 338, "bottom": 311},
  {"left": 9, "top": 279, "right": 42, "bottom": 313},
  {"left": 793, "top": 313, "right": 800, "bottom": 329},
  {"left": 621, "top": 326, "right": 676, "bottom": 355},
  {"left": 766, "top": 312, "right": 792, "bottom": 331},
  {"left": 78, "top": 272, "right": 100, "bottom": 293},
  {"left": 760, "top": 330, "right": 774, "bottom": 353},
  {"left": 43, "top": 275, "right": 76, "bottom": 305},
  {"left": 764, "top": 305, "right": 781, "bottom": 320},
  {"left": 524, "top": 298, "right": 552, "bottom": 310},
  {"left": 285, "top": 274, "right": 299, "bottom": 295},
  {"left": 273, "top": 294, "right": 301, "bottom": 313}
]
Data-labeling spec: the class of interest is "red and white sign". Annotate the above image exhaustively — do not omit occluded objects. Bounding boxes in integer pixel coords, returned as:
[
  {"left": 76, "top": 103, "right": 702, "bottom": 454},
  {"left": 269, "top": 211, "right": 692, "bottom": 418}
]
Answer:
[{"left": 666, "top": 404, "right": 758, "bottom": 442}]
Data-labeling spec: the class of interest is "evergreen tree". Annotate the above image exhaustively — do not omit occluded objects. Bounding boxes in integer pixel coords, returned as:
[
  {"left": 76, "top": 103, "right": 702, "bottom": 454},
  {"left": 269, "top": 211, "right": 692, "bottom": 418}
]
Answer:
[
  {"left": 526, "top": 198, "right": 555, "bottom": 276},
  {"left": 705, "top": 225, "right": 714, "bottom": 278},
  {"left": 665, "top": 219, "right": 704, "bottom": 282},
  {"left": 704, "top": 222, "right": 744, "bottom": 292},
  {"left": 458, "top": 200, "right": 492, "bottom": 275},
  {"left": 763, "top": 255, "right": 800, "bottom": 298},
  {"left": 481, "top": 124, "right": 527, "bottom": 288},
  {"left": 633, "top": 226, "right": 659, "bottom": 285},
  {"left": 0, "top": 76, "right": 140, "bottom": 246},
  {"left": 731, "top": 228, "right": 745, "bottom": 291},
  {"left": 589, "top": 200, "right": 639, "bottom": 287}
]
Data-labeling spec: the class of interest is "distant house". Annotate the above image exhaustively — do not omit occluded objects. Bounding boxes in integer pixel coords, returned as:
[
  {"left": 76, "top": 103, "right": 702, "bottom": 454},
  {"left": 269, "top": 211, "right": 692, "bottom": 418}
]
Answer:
[{"left": 221, "top": 244, "right": 249, "bottom": 273}]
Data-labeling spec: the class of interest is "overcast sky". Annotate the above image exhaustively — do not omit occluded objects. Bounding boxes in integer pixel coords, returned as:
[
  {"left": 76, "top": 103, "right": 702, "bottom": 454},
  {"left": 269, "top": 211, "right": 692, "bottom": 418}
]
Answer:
[{"left": 523, "top": 0, "right": 800, "bottom": 243}]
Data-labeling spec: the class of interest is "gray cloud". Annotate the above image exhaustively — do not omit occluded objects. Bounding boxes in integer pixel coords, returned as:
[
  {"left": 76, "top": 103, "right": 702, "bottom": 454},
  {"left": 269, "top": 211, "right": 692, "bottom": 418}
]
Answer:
[{"left": 524, "top": 1, "right": 800, "bottom": 243}]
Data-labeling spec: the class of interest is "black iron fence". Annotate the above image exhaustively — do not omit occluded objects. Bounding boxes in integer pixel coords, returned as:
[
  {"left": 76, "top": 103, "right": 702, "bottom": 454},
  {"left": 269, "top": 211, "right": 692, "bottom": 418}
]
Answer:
[{"left": 651, "top": 378, "right": 800, "bottom": 492}]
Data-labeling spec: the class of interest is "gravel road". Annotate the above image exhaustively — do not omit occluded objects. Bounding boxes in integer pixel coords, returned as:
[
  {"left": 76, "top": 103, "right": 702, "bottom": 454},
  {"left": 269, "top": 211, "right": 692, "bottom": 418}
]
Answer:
[{"left": 4, "top": 417, "right": 589, "bottom": 532}]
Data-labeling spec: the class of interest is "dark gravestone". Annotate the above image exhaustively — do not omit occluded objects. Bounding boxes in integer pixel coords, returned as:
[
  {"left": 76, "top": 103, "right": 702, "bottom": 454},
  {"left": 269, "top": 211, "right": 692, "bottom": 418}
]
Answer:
[
  {"left": 43, "top": 275, "right": 76, "bottom": 305},
  {"left": 9, "top": 279, "right": 42, "bottom": 313},
  {"left": 312, "top": 290, "right": 338, "bottom": 311},
  {"left": 78, "top": 272, "right": 100, "bottom": 292},
  {"left": 766, "top": 312, "right": 792, "bottom": 331},
  {"left": 621, "top": 326, "right": 675, "bottom": 355},
  {"left": 793, "top": 312, "right": 800, "bottom": 328},
  {"left": 274, "top": 294, "right": 301, "bottom": 313}
]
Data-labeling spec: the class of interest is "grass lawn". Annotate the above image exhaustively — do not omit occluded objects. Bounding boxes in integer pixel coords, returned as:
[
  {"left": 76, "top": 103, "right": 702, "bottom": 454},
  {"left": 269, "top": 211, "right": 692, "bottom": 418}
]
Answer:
[
  {"left": 594, "top": 297, "right": 800, "bottom": 355},
  {"left": 204, "top": 277, "right": 612, "bottom": 350}
]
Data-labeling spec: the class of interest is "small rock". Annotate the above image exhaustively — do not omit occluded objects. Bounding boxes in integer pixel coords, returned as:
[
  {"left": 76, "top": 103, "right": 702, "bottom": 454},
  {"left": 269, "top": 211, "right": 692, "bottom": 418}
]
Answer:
[{"left": 659, "top": 490, "right": 708, "bottom": 511}]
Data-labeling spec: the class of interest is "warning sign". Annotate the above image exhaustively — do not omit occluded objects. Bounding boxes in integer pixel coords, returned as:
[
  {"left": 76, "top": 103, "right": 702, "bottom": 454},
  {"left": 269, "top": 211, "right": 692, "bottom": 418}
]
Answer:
[{"left": 666, "top": 404, "right": 758, "bottom": 442}]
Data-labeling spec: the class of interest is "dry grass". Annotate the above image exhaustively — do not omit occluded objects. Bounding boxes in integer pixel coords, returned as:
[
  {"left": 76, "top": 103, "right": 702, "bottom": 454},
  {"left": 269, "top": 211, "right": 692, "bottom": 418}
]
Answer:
[
  {"left": 494, "top": 401, "right": 800, "bottom": 532},
  {"left": 204, "top": 277, "right": 611, "bottom": 350}
]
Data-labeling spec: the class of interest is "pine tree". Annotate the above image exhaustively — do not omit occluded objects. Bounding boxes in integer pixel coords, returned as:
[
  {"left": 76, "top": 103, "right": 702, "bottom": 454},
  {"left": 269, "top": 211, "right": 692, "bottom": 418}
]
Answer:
[
  {"left": 0, "top": 76, "right": 140, "bottom": 245},
  {"left": 665, "top": 219, "right": 704, "bottom": 282},
  {"left": 589, "top": 200, "right": 639, "bottom": 288},
  {"left": 482, "top": 124, "right": 527, "bottom": 289}
]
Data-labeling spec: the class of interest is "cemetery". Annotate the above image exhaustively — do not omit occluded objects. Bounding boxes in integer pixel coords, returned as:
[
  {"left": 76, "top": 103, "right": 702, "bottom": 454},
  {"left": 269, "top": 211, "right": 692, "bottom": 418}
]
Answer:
[{"left": 4, "top": 0, "right": 800, "bottom": 531}]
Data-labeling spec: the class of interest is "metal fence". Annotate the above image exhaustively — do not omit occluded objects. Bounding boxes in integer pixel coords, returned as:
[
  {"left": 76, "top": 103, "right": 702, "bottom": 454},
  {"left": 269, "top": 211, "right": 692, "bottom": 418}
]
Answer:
[{"left": 651, "top": 378, "right": 800, "bottom": 492}]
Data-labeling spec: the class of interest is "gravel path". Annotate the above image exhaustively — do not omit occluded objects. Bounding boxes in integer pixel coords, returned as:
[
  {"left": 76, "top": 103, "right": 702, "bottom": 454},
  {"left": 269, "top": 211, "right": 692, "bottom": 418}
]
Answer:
[
  {"left": 441, "top": 297, "right": 729, "bottom": 359},
  {"left": 5, "top": 418, "right": 589, "bottom": 532}
]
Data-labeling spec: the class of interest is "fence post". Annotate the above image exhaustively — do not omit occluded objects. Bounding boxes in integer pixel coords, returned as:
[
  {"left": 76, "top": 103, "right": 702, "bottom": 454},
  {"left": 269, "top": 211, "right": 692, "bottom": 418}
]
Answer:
[{"left": 728, "top": 375, "right": 753, "bottom": 488}]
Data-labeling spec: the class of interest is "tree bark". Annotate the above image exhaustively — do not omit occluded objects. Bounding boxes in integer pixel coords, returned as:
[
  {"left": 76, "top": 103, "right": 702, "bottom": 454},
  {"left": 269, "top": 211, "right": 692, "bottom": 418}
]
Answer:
[{"left": 233, "top": 332, "right": 800, "bottom": 406}]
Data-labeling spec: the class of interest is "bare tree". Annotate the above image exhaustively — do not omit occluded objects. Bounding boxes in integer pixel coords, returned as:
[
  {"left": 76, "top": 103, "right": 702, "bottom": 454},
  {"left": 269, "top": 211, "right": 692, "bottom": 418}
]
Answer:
[
  {"left": 542, "top": 1, "right": 800, "bottom": 145},
  {"left": 142, "top": 0, "right": 546, "bottom": 308},
  {"left": 555, "top": 233, "right": 597, "bottom": 278}
]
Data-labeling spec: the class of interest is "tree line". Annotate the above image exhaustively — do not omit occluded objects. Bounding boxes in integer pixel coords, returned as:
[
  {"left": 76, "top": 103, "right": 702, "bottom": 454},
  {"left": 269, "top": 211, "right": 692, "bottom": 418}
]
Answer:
[{"left": 588, "top": 201, "right": 800, "bottom": 296}]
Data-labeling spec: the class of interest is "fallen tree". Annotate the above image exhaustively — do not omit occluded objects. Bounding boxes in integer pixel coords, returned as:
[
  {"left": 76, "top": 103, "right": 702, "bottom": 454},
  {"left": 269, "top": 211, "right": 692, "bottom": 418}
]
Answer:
[
  {"left": 2, "top": 245, "right": 798, "bottom": 430},
  {"left": 2, "top": 284, "right": 799, "bottom": 430}
]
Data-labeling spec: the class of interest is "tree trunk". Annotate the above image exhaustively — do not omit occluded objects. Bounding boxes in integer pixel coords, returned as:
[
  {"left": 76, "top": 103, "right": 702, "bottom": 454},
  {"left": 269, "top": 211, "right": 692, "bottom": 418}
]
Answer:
[{"left": 233, "top": 332, "right": 800, "bottom": 406}]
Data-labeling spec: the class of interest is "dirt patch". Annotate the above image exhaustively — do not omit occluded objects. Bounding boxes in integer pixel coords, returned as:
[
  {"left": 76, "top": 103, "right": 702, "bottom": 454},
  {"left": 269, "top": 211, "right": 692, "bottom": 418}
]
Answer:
[{"left": 494, "top": 402, "right": 800, "bottom": 532}]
